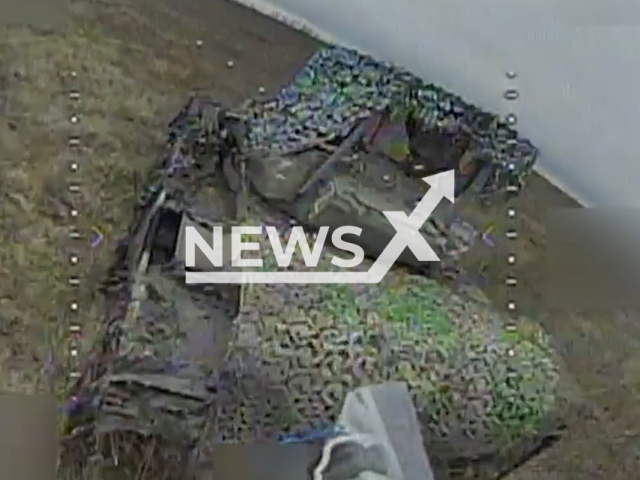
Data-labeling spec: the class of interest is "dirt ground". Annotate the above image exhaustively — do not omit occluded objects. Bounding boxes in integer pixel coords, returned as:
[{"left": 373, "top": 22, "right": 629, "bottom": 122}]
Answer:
[
  {"left": 458, "top": 176, "right": 640, "bottom": 479},
  {"left": 0, "top": 0, "right": 638, "bottom": 478}
]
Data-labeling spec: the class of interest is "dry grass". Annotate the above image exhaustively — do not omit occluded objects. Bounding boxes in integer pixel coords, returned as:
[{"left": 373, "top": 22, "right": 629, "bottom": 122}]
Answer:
[
  {"left": 0, "top": 20, "right": 186, "bottom": 411},
  {"left": 0, "top": 2, "right": 316, "bottom": 476}
]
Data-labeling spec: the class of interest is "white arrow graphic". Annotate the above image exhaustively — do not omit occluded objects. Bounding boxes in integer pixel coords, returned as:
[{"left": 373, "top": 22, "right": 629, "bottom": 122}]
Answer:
[
  {"left": 185, "top": 170, "right": 455, "bottom": 284},
  {"left": 361, "top": 169, "right": 454, "bottom": 283}
]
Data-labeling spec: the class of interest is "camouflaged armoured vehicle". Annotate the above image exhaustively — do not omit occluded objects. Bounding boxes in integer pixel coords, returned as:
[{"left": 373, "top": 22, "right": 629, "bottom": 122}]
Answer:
[
  {"left": 60, "top": 47, "right": 563, "bottom": 480},
  {"left": 160, "top": 46, "right": 539, "bottom": 275}
]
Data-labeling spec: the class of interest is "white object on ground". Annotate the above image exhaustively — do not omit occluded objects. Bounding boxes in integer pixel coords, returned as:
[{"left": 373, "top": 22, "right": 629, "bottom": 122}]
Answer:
[{"left": 329, "top": 382, "right": 435, "bottom": 480}]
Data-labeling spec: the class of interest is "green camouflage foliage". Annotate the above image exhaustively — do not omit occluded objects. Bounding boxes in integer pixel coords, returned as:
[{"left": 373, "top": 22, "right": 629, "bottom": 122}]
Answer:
[
  {"left": 239, "top": 46, "right": 538, "bottom": 195},
  {"left": 218, "top": 241, "right": 560, "bottom": 455}
]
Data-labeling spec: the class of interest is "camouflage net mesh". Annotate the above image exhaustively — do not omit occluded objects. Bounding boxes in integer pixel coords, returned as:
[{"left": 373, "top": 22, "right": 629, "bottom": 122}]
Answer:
[
  {"left": 212, "top": 239, "right": 560, "bottom": 456},
  {"left": 59, "top": 46, "right": 556, "bottom": 479},
  {"left": 239, "top": 46, "right": 538, "bottom": 194}
]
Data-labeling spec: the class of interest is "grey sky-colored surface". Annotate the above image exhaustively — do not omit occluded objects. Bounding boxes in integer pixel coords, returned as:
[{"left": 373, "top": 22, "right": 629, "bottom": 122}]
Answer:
[{"left": 231, "top": 0, "right": 640, "bottom": 208}]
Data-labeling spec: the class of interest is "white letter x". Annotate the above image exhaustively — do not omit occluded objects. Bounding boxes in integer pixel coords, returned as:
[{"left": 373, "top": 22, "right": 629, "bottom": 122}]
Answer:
[{"left": 382, "top": 170, "right": 456, "bottom": 263}]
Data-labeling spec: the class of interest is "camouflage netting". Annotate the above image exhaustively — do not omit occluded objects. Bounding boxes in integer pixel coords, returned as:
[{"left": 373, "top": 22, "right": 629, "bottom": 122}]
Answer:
[
  {"left": 238, "top": 46, "right": 538, "bottom": 194},
  {"left": 59, "top": 46, "right": 559, "bottom": 480},
  {"left": 211, "top": 239, "right": 564, "bottom": 476},
  {"left": 61, "top": 229, "right": 565, "bottom": 479}
]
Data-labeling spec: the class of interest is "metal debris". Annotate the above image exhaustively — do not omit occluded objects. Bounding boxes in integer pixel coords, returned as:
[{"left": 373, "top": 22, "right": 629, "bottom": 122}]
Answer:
[
  {"left": 59, "top": 46, "right": 555, "bottom": 480},
  {"left": 237, "top": 46, "right": 537, "bottom": 194}
]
